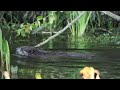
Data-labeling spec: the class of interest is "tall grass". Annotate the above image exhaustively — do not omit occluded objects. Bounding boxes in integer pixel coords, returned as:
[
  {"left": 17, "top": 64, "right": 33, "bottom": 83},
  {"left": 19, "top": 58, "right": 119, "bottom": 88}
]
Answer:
[
  {"left": 68, "top": 11, "right": 92, "bottom": 36},
  {"left": 3, "top": 39, "right": 10, "bottom": 72},
  {"left": 0, "top": 28, "right": 3, "bottom": 67},
  {"left": 0, "top": 28, "right": 10, "bottom": 78}
]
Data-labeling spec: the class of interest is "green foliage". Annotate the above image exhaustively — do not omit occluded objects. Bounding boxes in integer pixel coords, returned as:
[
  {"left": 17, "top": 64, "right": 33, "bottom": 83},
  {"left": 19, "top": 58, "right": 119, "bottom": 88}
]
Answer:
[
  {"left": 0, "top": 29, "right": 2, "bottom": 52},
  {"left": 79, "top": 11, "right": 92, "bottom": 35},
  {"left": 0, "top": 28, "right": 3, "bottom": 67},
  {"left": 3, "top": 39, "right": 10, "bottom": 72},
  {"left": 17, "top": 23, "right": 31, "bottom": 37},
  {"left": 14, "top": 15, "right": 41, "bottom": 37},
  {"left": 16, "top": 11, "right": 66, "bottom": 37},
  {"left": 37, "top": 16, "right": 43, "bottom": 21},
  {"left": 0, "top": 28, "right": 10, "bottom": 77},
  {"left": 66, "top": 32, "right": 120, "bottom": 49},
  {"left": 67, "top": 11, "right": 92, "bottom": 36},
  {"left": 0, "top": 11, "right": 119, "bottom": 39}
]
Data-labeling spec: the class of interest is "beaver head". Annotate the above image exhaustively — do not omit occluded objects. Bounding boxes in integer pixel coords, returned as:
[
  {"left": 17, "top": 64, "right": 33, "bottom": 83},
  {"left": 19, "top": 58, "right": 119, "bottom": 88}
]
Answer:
[{"left": 16, "top": 46, "right": 40, "bottom": 56}]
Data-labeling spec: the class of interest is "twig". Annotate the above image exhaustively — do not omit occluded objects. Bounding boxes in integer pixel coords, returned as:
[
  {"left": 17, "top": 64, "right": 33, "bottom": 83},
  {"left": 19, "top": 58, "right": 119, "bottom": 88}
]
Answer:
[
  {"left": 100, "top": 11, "right": 120, "bottom": 21},
  {"left": 34, "top": 11, "right": 86, "bottom": 47}
]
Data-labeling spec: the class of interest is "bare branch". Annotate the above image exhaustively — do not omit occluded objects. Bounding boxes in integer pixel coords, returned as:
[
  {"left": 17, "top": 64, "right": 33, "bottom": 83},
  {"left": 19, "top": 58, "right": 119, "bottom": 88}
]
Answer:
[
  {"left": 34, "top": 11, "right": 86, "bottom": 47},
  {"left": 100, "top": 11, "right": 120, "bottom": 21}
]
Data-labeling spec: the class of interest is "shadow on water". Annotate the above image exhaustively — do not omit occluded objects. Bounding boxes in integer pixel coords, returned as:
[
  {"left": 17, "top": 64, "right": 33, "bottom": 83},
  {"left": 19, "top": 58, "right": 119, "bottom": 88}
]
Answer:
[{"left": 11, "top": 47, "right": 120, "bottom": 79}]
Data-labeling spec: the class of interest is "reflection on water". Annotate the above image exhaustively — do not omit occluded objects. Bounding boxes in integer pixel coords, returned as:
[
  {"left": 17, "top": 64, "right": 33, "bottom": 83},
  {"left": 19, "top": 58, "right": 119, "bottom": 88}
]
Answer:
[{"left": 11, "top": 48, "right": 120, "bottom": 79}]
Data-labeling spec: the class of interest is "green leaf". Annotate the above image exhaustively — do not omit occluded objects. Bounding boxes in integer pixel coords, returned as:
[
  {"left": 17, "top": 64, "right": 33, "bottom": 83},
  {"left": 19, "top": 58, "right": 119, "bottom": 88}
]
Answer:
[
  {"left": 35, "top": 22, "right": 39, "bottom": 27},
  {"left": 0, "top": 28, "right": 2, "bottom": 51},
  {"left": 29, "top": 25, "right": 33, "bottom": 31},
  {"left": 17, "top": 29, "right": 22, "bottom": 36},
  {"left": 5, "top": 40, "right": 10, "bottom": 72},
  {"left": 21, "top": 29, "right": 26, "bottom": 37},
  {"left": 20, "top": 23, "right": 24, "bottom": 28},
  {"left": 37, "top": 16, "right": 43, "bottom": 21},
  {"left": 37, "top": 21, "right": 41, "bottom": 27},
  {"left": 0, "top": 28, "right": 3, "bottom": 63},
  {"left": 31, "top": 23, "right": 36, "bottom": 29}
]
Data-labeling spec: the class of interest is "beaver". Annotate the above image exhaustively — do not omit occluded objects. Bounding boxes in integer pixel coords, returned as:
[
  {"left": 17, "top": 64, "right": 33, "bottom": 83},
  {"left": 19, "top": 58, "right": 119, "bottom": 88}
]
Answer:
[{"left": 16, "top": 46, "right": 95, "bottom": 59}]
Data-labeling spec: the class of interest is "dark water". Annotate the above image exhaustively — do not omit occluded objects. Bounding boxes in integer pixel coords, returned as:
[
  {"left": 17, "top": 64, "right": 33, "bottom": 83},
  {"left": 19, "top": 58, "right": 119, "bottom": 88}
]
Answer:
[
  {"left": 11, "top": 47, "right": 120, "bottom": 79},
  {"left": 7, "top": 33, "right": 120, "bottom": 79}
]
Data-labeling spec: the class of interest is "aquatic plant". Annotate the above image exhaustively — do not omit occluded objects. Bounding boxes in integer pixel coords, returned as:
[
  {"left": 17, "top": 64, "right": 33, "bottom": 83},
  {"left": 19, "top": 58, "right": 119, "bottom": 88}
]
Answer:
[
  {"left": 0, "top": 28, "right": 10, "bottom": 79},
  {"left": 67, "top": 11, "right": 92, "bottom": 36}
]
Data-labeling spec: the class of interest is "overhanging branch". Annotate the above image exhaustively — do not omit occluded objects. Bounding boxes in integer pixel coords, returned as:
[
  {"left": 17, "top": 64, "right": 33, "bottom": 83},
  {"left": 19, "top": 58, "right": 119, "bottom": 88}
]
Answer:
[
  {"left": 34, "top": 11, "right": 86, "bottom": 47},
  {"left": 100, "top": 11, "right": 120, "bottom": 21}
]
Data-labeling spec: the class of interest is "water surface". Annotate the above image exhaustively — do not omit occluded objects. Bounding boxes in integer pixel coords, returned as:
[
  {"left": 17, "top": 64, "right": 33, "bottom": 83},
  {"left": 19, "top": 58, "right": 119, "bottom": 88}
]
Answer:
[{"left": 11, "top": 47, "right": 120, "bottom": 79}]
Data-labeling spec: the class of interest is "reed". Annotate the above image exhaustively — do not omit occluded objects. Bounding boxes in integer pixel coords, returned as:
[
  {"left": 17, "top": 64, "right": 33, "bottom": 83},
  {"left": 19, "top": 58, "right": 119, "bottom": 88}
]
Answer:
[
  {"left": 0, "top": 28, "right": 10, "bottom": 79},
  {"left": 68, "top": 11, "right": 92, "bottom": 36}
]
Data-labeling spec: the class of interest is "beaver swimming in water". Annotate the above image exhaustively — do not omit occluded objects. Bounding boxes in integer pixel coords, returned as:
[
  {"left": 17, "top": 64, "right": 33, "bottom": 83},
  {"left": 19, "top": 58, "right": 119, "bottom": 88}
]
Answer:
[{"left": 16, "top": 46, "right": 95, "bottom": 59}]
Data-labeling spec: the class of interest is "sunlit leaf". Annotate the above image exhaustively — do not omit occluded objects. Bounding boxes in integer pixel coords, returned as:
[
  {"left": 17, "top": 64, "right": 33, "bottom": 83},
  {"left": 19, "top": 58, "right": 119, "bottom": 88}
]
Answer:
[
  {"left": 35, "top": 22, "right": 39, "bottom": 27},
  {"left": 17, "top": 29, "right": 22, "bottom": 36},
  {"left": 37, "top": 16, "right": 43, "bottom": 21},
  {"left": 29, "top": 25, "right": 33, "bottom": 31},
  {"left": 20, "top": 23, "right": 24, "bottom": 28},
  {"left": 21, "top": 29, "right": 26, "bottom": 37},
  {"left": 31, "top": 23, "right": 36, "bottom": 29},
  {"left": 37, "top": 21, "right": 41, "bottom": 27},
  {"left": 43, "top": 18, "right": 46, "bottom": 22},
  {"left": 35, "top": 73, "right": 42, "bottom": 79}
]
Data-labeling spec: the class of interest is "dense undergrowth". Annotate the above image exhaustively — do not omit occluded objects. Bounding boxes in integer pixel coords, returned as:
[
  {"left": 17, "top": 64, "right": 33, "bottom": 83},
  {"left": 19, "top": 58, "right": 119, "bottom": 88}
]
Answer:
[{"left": 1, "top": 11, "right": 120, "bottom": 47}]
